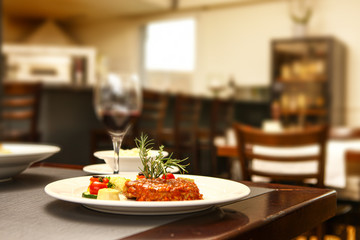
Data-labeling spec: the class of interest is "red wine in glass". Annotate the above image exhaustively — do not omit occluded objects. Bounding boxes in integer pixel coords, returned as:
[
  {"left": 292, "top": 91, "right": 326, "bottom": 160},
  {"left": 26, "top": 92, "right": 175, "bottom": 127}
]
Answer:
[{"left": 101, "top": 111, "right": 140, "bottom": 133}]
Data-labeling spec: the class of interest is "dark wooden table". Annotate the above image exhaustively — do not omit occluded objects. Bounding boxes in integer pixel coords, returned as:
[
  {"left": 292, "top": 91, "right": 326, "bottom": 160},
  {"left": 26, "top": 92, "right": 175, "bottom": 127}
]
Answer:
[
  {"left": 0, "top": 166, "right": 336, "bottom": 240},
  {"left": 217, "top": 144, "right": 238, "bottom": 158},
  {"left": 124, "top": 181, "right": 336, "bottom": 240}
]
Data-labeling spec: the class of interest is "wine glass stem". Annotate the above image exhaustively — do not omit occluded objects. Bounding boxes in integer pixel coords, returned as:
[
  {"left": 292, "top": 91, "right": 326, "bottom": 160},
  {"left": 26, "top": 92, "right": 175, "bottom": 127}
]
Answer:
[
  {"left": 111, "top": 125, "right": 131, "bottom": 174},
  {"left": 111, "top": 136, "right": 123, "bottom": 174}
]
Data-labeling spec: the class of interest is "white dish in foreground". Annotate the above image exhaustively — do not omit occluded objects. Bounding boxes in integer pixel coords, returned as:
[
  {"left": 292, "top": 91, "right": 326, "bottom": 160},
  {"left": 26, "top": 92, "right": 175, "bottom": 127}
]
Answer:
[
  {"left": 0, "top": 143, "right": 60, "bottom": 181},
  {"left": 94, "top": 149, "right": 168, "bottom": 172},
  {"left": 44, "top": 172, "right": 250, "bottom": 215},
  {"left": 83, "top": 164, "right": 179, "bottom": 175}
]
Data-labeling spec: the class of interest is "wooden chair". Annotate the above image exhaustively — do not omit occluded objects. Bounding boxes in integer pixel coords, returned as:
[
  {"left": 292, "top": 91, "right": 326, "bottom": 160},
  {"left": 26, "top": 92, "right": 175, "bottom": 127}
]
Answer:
[
  {"left": 159, "top": 94, "right": 202, "bottom": 174},
  {"left": 233, "top": 123, "right": 328, "bottom": 187},
  {"left": 1, "top": 81, "right": 43, "bottom": 142},
  {"left": 234, "top": 123, "right": 329, "bottom": 239},
  {"left": 197, "top": 98, "right": 234, "bottom": 176},
  {"left": 209, "top": 99, "right": 234, "bottom": 176},
  {"left": 130, "top": 89, "right": 168, "bottom": 148}
]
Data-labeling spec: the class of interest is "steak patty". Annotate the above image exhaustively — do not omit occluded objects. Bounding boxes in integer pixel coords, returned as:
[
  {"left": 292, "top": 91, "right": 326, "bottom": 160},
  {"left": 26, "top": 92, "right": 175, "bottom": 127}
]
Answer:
[{"left": 123, "top": 177, "right": 203, "bottom": 201}]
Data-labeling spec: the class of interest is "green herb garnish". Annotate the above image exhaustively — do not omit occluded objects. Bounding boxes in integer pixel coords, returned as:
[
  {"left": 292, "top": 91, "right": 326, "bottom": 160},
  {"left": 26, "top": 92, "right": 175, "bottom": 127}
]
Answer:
[{"left": 135, "top": 133, "right": 188, "bottom": 179}]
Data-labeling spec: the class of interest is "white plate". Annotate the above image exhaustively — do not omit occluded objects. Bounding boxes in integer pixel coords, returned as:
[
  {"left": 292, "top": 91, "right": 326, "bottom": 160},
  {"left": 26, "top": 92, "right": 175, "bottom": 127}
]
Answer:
[
  {"left": 94, "top": 149, "right": 168, "bottom": 172},
  {"left": 44, "top": 172, "right": 250, "bottom": 215},
  {"left": 0, "top": 143, "right": 60, "bottom": 181},
  {"left": 83, "top": 163, "right": 179, "bottom": 175}
]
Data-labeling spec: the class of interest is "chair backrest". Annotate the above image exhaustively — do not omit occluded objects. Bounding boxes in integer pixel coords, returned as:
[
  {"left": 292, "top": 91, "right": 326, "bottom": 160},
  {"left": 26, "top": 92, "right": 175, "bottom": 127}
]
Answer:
[
  {"left": 210, "top": 98, "right": 234, "bottom": 138},
  {"left": 1, "top": 81, "right": 43, "bottom": 142},
  {"left": 233, "top": 123, "right": 328, "bottom": 187},
  {"left": 209, "top": 98, "right": 234, "bottom": 175},
  {"left": 173, "top": 93, "right": 202, "bottom": 142},
  {"left": 172, "top": 94, "right": 202, "bottom": 172},
  {"left": 132, "top": 89, "right": 168, "bottom": 147},
  {"left": 158, "top": 94, "right": 201, "bottom": 160}
]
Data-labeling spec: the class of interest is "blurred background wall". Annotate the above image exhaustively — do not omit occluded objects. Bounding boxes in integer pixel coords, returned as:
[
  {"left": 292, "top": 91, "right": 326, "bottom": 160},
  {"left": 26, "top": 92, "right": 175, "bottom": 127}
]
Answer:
[{"left": 2, "top": 0, "right": 360, "bottom": 125}]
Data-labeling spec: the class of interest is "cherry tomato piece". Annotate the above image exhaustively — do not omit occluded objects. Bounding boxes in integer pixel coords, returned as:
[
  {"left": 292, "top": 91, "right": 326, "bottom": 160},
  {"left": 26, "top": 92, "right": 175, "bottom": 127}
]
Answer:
[
  {"left": 162, "top": 173, "right": 175, "bottom": 179},
  {"left": 89, "top": 181, "right": 108, "bottom": 195},
  {"left": 102, "top": 177, "right": 109, "bottom": 183},
  {"left": 90, "top": 177, "right": 99, "bottom": 182}
]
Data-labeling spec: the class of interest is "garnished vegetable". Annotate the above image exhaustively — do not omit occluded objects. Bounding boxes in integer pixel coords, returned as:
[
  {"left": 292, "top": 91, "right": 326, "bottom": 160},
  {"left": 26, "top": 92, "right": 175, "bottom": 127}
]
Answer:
[
  {"left": 87, "top": 176, "right": 113, "bottom": 195},
  {"left": 91, "top": 176, "right": 110, "bottom": 184},
  {"left": 97, "top": 188, "right": 120, "bottom": 201},
  {"left": 161, "top": 173, "right": 175, "bottom": 180},
  {"left": 135, "top": 133, "right": 188, "bottom": 179},
  {"left": 89, "top": 181, "right": 108, "bottom": 195},
  {"left": 136, "top": 173, "right": 146, "bottom": 179},
  {"left": 82, "top": 176, "right": 126, "bottom": 199},
  {"left": 82, "top": 192, "right": 98, "bottom": 199},
  {"left": 109, "top": 176, "right": 128, "bottom": 193}
]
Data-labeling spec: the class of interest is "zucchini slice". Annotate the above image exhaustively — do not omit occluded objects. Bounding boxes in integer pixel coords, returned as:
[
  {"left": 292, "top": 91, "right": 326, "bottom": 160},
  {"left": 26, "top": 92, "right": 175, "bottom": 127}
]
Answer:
[{"left": 82, "top": 191, "right": 97, "bottom": 199}]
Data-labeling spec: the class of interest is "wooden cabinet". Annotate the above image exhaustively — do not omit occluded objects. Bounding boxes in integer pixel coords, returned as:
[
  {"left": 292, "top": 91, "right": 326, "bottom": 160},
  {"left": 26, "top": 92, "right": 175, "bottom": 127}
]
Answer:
[{"left": 271, "top": 37, "right": 346, "bottom": 126}]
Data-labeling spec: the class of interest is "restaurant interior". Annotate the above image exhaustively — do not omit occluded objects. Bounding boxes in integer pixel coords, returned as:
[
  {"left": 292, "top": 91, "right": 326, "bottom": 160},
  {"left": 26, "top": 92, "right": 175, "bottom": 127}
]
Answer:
[{"left": 1, "top": 0, "right": 360, "bottom": 239}]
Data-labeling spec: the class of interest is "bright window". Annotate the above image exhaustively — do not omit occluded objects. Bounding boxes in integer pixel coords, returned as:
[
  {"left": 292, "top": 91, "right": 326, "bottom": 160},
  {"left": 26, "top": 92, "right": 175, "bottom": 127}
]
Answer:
[{"left": 144, "top": 18, "right": 196, "bottom": 72}]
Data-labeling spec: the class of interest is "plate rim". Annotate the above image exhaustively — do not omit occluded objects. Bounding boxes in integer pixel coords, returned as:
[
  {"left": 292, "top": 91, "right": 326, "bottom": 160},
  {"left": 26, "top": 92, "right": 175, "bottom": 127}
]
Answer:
[
  {"left": 44, "top": 173, "right": 250, "bottom": 214},
  {"left": 93, "top": 149, "right": 168, "bottom": 160},
  {"left": 0, "top": 142, "right": 61, "bottom": 158},
  {"left": 82, "top": 164, "right": 179, "bottom": 174},
  {"left": 83, "top": 163, "right": 114, "bottom": 174}
]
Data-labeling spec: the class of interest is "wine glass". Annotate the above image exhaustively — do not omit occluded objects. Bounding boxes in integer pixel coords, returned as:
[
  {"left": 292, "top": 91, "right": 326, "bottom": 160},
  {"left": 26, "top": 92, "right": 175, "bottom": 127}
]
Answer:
[{"left": 94, "top": 72, "right": 142, "bottom": 174}]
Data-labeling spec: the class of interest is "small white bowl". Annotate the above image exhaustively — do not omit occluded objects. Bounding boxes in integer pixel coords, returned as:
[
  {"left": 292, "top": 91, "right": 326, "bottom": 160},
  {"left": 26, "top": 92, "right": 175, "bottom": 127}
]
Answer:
[{"left": 94, "top": 149, "right": 168, "bottom": 172}]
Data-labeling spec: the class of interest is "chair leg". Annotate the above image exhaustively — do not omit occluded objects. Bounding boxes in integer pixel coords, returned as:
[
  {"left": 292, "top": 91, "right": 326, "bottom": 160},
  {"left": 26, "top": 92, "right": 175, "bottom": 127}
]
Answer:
[
  {"left": 194, "top": 141, "right": 201, "bottom": 175},
  {"left": 211, "top": 146, "right": 218, "bottom": 177},
  {"left": 315, "top": 223, "right": 324, "bottom": 240},
  {"left": 193, "top": 142, "right": 200, "bottom": 174}
]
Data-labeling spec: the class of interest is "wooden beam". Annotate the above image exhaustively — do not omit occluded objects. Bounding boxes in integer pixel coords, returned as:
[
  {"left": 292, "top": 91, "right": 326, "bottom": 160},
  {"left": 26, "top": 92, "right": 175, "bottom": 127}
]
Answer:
[{"left": 129, "top": 0, "right": 281, "bottom": 19}]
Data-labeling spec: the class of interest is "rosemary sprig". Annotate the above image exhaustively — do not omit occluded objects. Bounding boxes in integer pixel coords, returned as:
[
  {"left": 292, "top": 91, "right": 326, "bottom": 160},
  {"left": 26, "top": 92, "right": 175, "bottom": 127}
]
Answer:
[{"left": 135, "top": 133, "right": 189, "bottom": 179}]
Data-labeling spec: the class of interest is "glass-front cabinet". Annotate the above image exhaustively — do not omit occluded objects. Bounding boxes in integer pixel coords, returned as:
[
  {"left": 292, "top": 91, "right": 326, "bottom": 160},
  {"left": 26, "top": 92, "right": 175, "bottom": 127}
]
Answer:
[{"left": 271, "top": 37, "right": 346, "bottom": 127}]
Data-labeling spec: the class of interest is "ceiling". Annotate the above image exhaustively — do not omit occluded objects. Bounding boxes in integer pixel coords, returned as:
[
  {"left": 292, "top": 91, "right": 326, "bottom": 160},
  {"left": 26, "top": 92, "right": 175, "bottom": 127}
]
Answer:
[
  {"left": 3, "top": 0, "right": 171, "bottom": 22},
  {"left": 3, "top": 0, "right": 270, "bottom": 23}
]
